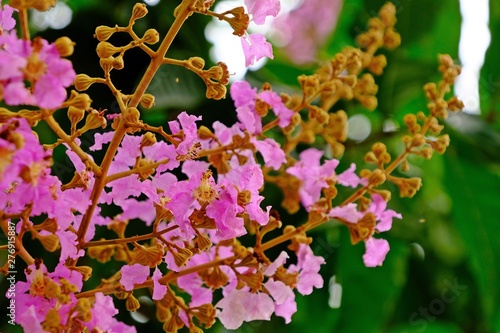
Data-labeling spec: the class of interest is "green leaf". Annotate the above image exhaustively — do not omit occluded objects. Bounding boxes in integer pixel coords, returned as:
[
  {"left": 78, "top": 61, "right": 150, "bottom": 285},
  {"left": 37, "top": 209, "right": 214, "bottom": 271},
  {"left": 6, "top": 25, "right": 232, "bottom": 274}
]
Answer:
[
  {"left": 390, "top": 322, "right": 464, "bottom": 333},
  {"left": 443, "top": 138, "right": 500, "bottom": 329},
  {"left": 332, "top": 231, "right": 409, "bottom": 333}
]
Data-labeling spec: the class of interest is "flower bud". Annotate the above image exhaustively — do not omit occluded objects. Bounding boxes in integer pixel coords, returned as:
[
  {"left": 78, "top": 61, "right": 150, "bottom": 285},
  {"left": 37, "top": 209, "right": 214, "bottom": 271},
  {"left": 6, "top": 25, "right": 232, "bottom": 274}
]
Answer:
[
  {"left": 188, "top": 57, "right": 205, "bottom": 70},
  {"left": 54, "top": 36, "right": 75, "bottom": 57},
  {"left": 140, "top": 93, "right": 155, "bottom": 109},
  {"left": 64, "top": 91, "right": 92, "bottom": 110},
  {"left": 74, "top": 74, "right": 97, "bottom": 91},
  {"left": 170, "top": 247, "right": 193, "bottom": 268},
  {"left": 143, "top": 29, "right": 160, "bottom": 44},
  {"left": 80, "top": 109, "right": 107, "bottom": 134},
  {"left": 194, "top": 232, "right": 212, "bottom": 252},
  {"left": 112, "top": 55, "right": 124, "bottom": 70},
  {"left": 197, "top": 125, "right": 214, "bottom": 140},
  {"left": 94, "top": 25, "right": 116, "bottom": 41},
  {"left": 35, "top": 218, "right": 58, "bottom": 233},
  {"left": 36, "top": 233, "right": 60, "bottom": 252},
  {"left": 96, "top": 42, "right": 120, "bottom": 58},
  {"left": 140, "top": 132, "right": 157, "bottom": 150},
  {"left": 68, "top": 106, "right": 85, "bottom": 133},
  {"left": 69, "top": 266, "right": 93, "bottom": 281},
  {"left": 122, "top": 107, "right": 142, "bottom": 128},
  {"left": 126, "top": 294, "right": 141, "bottom": 312},
  {"left": 131, "top": 3, "right": 148, "bottom": 21},
  {"left": 99, "top": 56, "right": 114, "bottom": 72}
]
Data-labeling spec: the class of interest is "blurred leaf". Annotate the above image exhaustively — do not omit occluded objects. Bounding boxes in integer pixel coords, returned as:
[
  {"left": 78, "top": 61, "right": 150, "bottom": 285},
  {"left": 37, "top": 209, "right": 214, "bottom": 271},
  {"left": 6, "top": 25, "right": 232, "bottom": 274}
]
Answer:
[
  {"left": 444, "top": 135, "right": 500, "bottom": 329},
  {"left": 389, "top": 322, "right": 464, "bottom": 333},
  {"left": 145, "top": 60, "right": 205, "bottom": 111},
  {"left": 332, "top": 231, "right": 409, "bottom": 333},
  {"left": 480, "top": 0, "right": 500, "bottom": 122}
]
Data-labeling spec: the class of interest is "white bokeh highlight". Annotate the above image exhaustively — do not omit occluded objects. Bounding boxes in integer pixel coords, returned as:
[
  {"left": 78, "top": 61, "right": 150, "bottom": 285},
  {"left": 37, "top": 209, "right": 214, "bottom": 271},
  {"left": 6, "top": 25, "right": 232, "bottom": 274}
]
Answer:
[{"left": 455, "top": 0, "right": 491, "bottom": 115}]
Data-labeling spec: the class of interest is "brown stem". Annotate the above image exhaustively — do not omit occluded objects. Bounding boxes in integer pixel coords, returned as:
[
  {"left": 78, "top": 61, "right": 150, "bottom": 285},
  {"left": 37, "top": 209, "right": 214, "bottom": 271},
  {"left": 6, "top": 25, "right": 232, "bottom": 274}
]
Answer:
[
  {"left": 128, "top": 0, "right": 197, "bottom": 108},
  {"left": 18, "top": 9, "right": 30, "bottom": 40},
  {"left": 105, "top": 158, "right": 170, "bottom": 184},
  {"left": 0, "top": 217, "right": 34, "bottom": 266},
  {"left": 43, "top": 114, "right": 102, "bottom": 176},
  {"left": 81, "top": 224, "right": 178, "bottom": 248}
]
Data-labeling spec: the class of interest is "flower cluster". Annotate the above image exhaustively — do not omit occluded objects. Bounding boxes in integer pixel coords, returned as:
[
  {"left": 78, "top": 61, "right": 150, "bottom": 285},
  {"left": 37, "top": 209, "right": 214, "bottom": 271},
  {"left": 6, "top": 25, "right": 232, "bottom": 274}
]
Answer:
[
  {"left": 0, "top": 1, "right": 463, "bottom": 333},
  {"left": 0, "top": 4, "right": 75, "bottom": 109}
]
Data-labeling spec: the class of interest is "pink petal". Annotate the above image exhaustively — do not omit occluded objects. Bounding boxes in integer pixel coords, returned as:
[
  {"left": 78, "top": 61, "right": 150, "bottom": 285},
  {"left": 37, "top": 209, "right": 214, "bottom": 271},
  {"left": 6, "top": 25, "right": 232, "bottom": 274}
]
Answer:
[
  {"left": 241, "top": 33, "right": 273, "bottom": 67},
  {"left": 120, "top": 264, "right": 150, "bottom": 291},
  {"left": 152, "top": 267, "right": 168, "bottom": 300},
  {"left": 363, "top": 237, "right": 390, "bottom": 267},
  {"left": 245, "top": 0, "right": 281, "bottom": 25}
]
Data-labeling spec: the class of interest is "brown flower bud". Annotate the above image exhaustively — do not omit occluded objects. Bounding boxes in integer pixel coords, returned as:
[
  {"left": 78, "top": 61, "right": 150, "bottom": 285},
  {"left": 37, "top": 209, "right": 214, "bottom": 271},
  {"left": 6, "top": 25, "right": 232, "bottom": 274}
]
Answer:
[
  {"left": 81, "top": 109, "right": 107, "bottom": 133},
  {"left": 143, "top": 29, "right": 160, "bottom": 44},
  {"left": 99, "top": 56, "right": 114, "bottom": 72},
  {"left": 67, "top": 106, "right": 85, "bottom": 133},
  {"left": 188, "top": 57, "right": 205, "bottom": 70},
  {"left": 140, "top": 132, "right": 157, "bottom": 150},
  {"left": 42, "top": 309, "right": 61, "bottom": 333},
  {"left": 122, "top": 107, "right": 142, "bottom": 128},
  {"left": 197, "top": 125, "right": 215, "bottom": 140},
  {"left": 194, "top": 232, "right": 212, "bottom": 252},
  {"left": 126, "top": 294, "right": 141, "bottom": 312},
  {"left": 96, "top": 42, "right": 120, "bottom": 58},
  {"left": 64, "top": 91, "right": 92, "bottom": 110},
  {"left": 140, "top": 93, "right": 155, "bottom": 109},
  {"left": 88, "top": 242, "right": 116, "bottom": 263},
  {"left": 132, "top": 243, "right": 164, "bottom": 267},
  {"left": 69, "top": 266, "right": 93, "bottom": 281},
  {"left": 36, "top": 233, "right": 60, "bottom": 252},
  {"left": 74, "top": 74, "right": 97, "bottom": 91},
  {"left": 131, "top": 3, "right": 148, "bottom": 21},
  {"left": 94, "top": 25, "right": 116, "bottom": 42},
  {"left": 54, "top": 36, "right": 75, "bottom": 57},
  {"left": 112, "top": 55, "right": 124, "bottom": 70},
  {"left": 170, "top": 247, "right": 193, "bottom": 268}
]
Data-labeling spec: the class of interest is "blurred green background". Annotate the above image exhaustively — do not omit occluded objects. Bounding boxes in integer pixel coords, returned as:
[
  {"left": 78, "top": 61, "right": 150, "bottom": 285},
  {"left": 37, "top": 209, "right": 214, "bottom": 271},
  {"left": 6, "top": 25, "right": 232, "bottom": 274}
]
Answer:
[{"left": 2, "top": 0, "right": 500, "bottom": 332}]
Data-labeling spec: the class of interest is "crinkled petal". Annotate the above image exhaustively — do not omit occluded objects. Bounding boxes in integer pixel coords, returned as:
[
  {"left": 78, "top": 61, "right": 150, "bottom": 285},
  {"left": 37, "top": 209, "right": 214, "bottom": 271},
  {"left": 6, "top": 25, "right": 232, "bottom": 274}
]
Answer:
[
  {"left": 120, "top": 264, "right": 150, "bottom": 291},
  {"left": 241, "top": 33, "right": 273, "bottom": 67},
  {"left": 363, "top": 237, "right": 390, "bottom": 267}
]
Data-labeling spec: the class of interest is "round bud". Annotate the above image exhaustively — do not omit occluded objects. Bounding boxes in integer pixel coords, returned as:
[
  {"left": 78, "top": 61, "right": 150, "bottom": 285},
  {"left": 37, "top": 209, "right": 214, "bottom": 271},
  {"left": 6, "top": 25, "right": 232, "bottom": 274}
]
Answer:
[{"left": 54, "top": 36, "right": 75, "bottom": 57}]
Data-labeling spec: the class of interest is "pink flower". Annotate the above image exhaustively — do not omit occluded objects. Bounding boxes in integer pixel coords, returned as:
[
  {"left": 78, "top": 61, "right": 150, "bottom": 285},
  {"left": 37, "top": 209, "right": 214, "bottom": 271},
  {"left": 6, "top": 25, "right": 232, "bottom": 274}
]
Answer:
[
  {"left": 338, "top": 163, "right": 367, "bottom": 188},
  {"left": 17, "top": 306, "right": 44, "bottom": 332},
  {"left": 272, "top": 0, "right": 343, "bottom": 64},
  {"left": 206, "top": 182, "right": 246, "bottom": 239},
  {"left": 216, "top": 289, "right": 274, "bottom": 329},
  {"left": 288, "top": 244, "right": 325, "bottom": 295},
  {"left": 259, "top": 90, "right": 293, "bottom": 127},
  {"left": 56, "top": 229, "right": 85, "bottom": 262},
  {"left": 328, "top": 203, "right": 363, "bottom": 223},
  {"left": 0, "top": 37, "right": 75, "bottom": 108},
  {"left": 369, "top": 193, "right": 402, "bottom": 232},
  {"left": 252, "top": 138, "right": 286, "bottom": 170},
  {"left": 286, "top": 148, "right": 339, "bottom": 209},
  {"left": 120, "top": 264, "right": 150, "bottom": 291},
  {"left": 168, "top": 111, "right": 202, "bottom": 155},
  {"left": 245, "top": 0, "right": 281, "bottom": 25},
  {"left": 219, "top": 163, "right": 271, "bottom": 225},
  {"left": 88, "top": 293, "right": 137, "bottom": 333},
  {"left": 90, "top": 131, "right": 114, "bottom": 151},
  {"left": 264, "top": 251, "right": 289, "bottom": 275},
  {"left": 152, "top": 267, "right": 168, "bottom": 300},
  {"left": 0, "top": 3, "right": 16, "bottom": 32},
  {"left": 265, "top": 279, "right": 296, "bottom": 323},
  {"left": 363, "top": 237, "right": 390, "bottom": 267},
  {"left": 241, "top": 33, "right": 274, "bottom": 67},
  {"left": 230, "top": 80, "right": 294, "bottom": 134}
]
